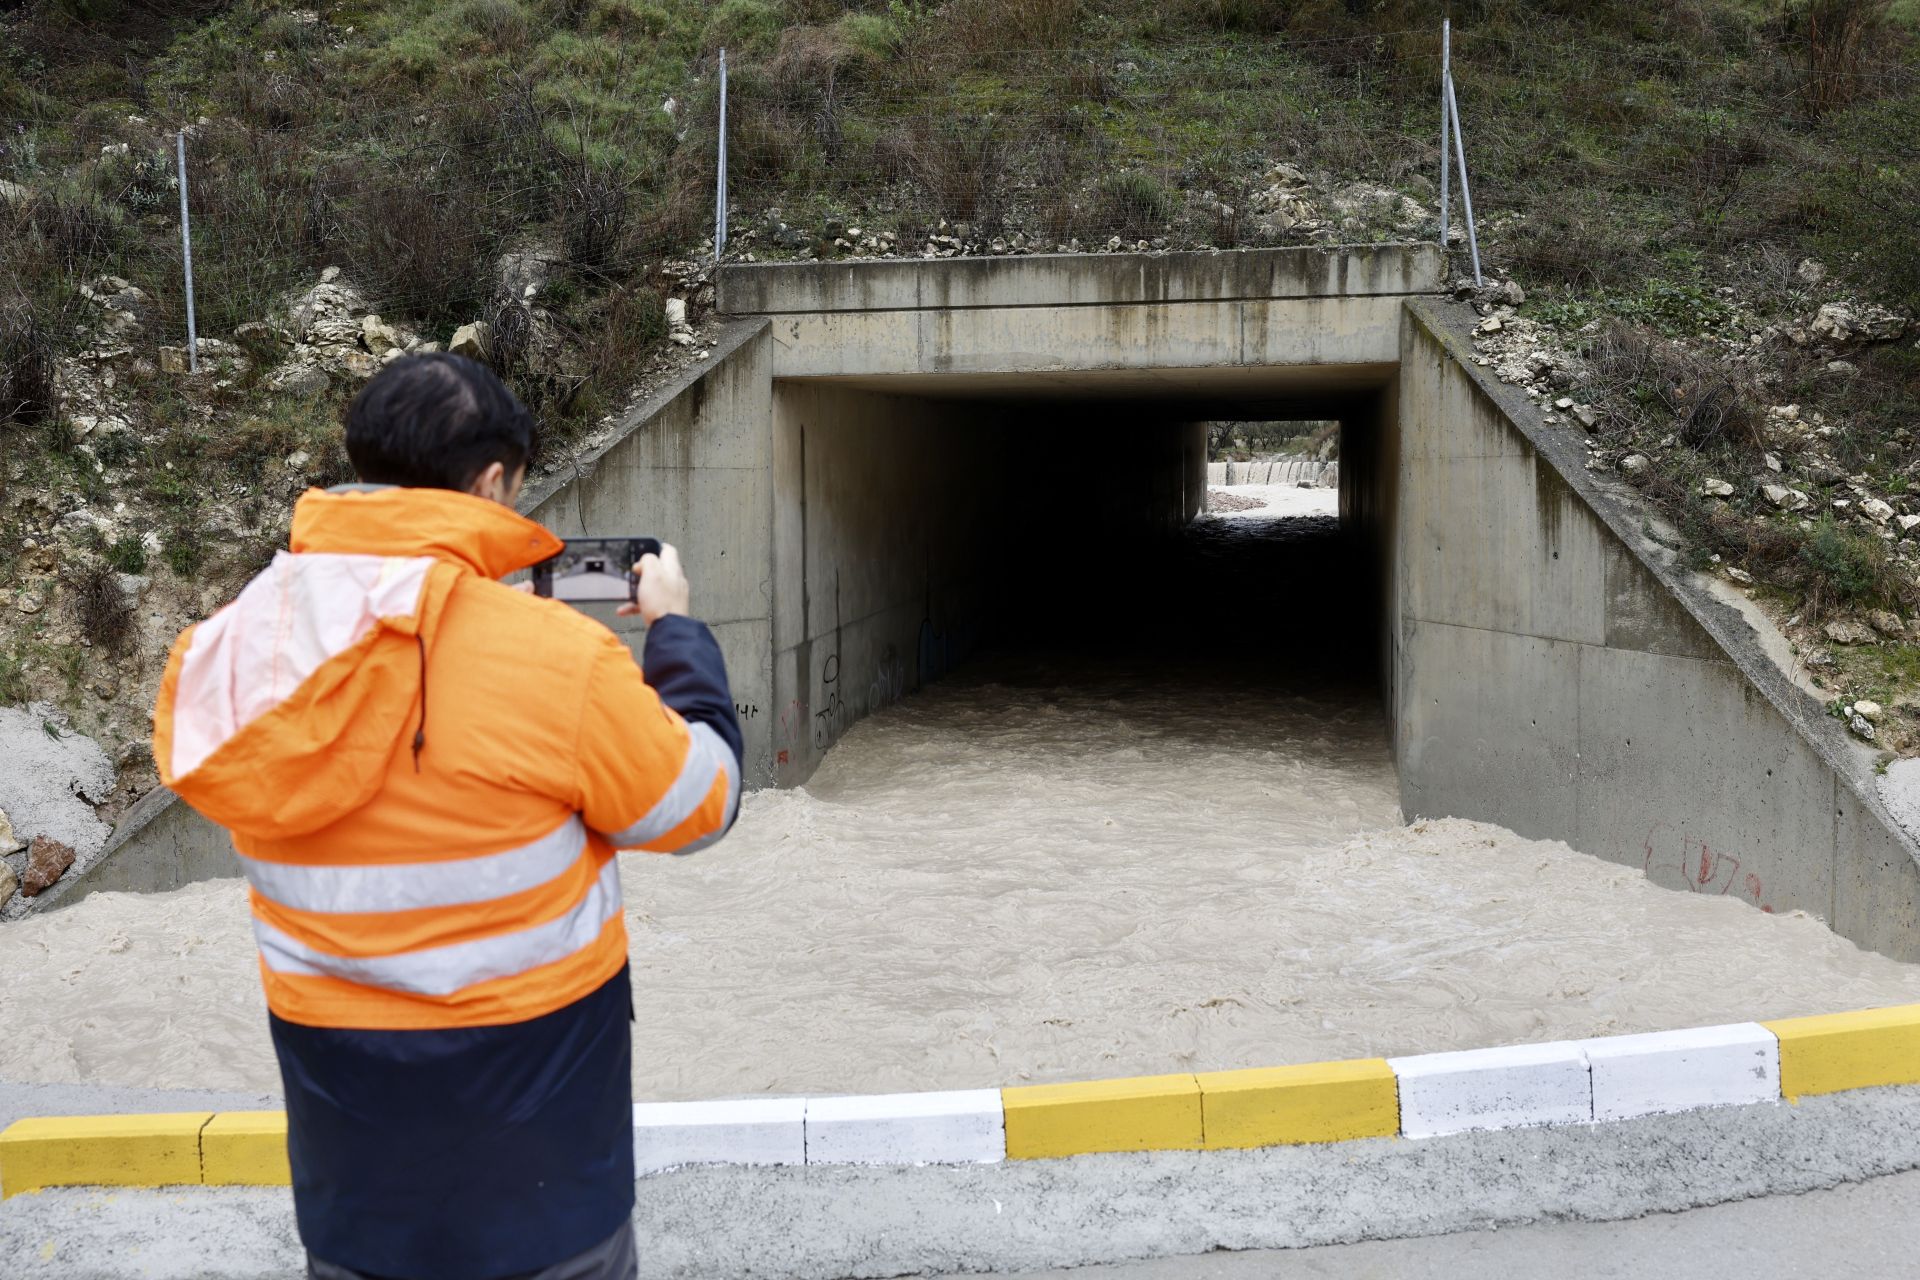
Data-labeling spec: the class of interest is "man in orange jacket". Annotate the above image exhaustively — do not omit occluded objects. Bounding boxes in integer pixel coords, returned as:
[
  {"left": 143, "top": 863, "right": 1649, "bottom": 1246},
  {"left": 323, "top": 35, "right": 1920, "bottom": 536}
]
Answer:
[{"left": 152, "top": 353, "right": 742, "bottom": 1280}]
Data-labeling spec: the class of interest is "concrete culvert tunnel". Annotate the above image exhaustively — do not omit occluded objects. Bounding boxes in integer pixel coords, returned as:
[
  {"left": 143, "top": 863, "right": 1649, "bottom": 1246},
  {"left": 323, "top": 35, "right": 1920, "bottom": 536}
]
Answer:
[{"left": 16, "top": 248, "right": 1920, "bottom": 1104}]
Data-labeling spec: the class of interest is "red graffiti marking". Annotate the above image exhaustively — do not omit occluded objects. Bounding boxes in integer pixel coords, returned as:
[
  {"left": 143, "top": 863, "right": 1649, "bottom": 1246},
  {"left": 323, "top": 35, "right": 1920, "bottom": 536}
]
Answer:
[{"left": 1644, "top": 822, "right": 1768, "bottom": 910}]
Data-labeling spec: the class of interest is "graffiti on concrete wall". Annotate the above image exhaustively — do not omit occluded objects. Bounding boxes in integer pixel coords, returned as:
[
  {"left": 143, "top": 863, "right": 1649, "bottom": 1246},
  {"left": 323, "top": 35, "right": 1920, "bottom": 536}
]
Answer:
[{"left": 1643, "top": 822, "right": 1772, "bottom": 912}]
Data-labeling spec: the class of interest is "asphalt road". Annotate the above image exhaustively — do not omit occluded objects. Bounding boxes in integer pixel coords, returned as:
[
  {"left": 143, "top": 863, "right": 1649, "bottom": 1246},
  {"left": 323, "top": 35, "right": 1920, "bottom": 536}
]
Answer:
[{"left": 968, "top": 1167, "right": 1920, "bottom": 1279}]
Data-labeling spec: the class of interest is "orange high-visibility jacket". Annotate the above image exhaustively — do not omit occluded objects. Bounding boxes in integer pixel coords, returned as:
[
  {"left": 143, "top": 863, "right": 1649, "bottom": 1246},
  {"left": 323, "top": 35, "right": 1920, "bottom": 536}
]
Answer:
[{"left": 152, "top": 486, "right": 740, "bottom": 1031}]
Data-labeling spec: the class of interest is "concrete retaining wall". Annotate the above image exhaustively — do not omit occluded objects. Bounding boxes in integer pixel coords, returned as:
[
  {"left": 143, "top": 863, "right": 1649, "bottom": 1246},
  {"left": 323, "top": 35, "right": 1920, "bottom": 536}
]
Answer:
[
  {"left": 1395, "top": 300, "right": 1920, "bottom": 959},
  {"left": 38, "top": 320, "right": 778, "bottom": 910},
  {"left": 769, "top": 382, "right": 1007, "bottom": 784}
]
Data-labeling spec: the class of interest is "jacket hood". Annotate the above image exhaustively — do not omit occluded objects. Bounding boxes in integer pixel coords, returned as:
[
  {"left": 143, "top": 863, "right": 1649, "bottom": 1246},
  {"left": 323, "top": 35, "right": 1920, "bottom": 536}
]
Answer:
[{"left": 152, "top": 488, "right": 564, "bottom": 838}]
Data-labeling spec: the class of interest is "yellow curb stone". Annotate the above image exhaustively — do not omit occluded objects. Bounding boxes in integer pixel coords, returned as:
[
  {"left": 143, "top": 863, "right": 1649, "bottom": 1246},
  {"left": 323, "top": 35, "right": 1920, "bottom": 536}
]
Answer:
[
  {"left": 1197, "top": 1058, "right": 1400, "bottom": 1148},
  {"left": 0, "top": 1113, "right": 209, "bottom": 1198},
  {"left": 202, "top": 1112, "right": 291, "bottom": 1186},
  {"left": 1003, "top": 1074, "right": 1201, "bottom": 1159},
  {"left": 1765, "top": 1004, "right": 1920, "bottom": 1099}
]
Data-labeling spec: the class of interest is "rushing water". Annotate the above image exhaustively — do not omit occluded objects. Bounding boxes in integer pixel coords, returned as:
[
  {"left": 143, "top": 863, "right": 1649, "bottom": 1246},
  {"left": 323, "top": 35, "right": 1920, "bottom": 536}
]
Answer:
[{"left": 5, "top": 494, "right": 1920, "bottom": 1099}]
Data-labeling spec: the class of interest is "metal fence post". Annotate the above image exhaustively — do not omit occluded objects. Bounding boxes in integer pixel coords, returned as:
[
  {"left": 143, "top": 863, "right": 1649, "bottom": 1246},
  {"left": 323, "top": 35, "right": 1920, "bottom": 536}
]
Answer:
[
  {"left": 1444, "top": 71, "right": 1484, "bottom": 287},
  {"left": 714, "top": 48, "right": 728, "bottom": 263},
  {"left": 1438, "top": 19, "right": 1451, "bottom": 255},
  {"left": 175, "top": 130, "right": 199, "bottom": 374}
]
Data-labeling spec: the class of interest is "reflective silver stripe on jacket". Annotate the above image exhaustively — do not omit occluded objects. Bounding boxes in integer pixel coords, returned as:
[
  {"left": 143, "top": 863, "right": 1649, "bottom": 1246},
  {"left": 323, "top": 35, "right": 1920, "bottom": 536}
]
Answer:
[
  {"left": 238, "top": 817, "right": 589, "bottom": 915},
  {"left": 605, "top": 721, "right": 740, "bottom": 850},
  {"left": 253, "top": 858, "right": 623, "bottom": 997}
]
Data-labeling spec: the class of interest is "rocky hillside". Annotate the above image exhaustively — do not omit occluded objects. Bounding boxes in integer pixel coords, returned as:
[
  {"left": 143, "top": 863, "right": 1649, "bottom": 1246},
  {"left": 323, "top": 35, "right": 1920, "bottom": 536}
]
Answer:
[{"left": 0, "top": 0, "right": 1917, "bottom": 903}]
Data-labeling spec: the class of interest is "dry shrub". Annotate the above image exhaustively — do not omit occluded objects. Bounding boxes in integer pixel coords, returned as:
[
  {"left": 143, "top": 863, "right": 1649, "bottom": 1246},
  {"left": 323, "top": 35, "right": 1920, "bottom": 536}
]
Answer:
[
  {"left": 881, "top": 117, "right": 1007, "bottom": 229},
  {"left": 0, "top": 308, "right": 57, "bottom": 428},
  {"left": 65, "top": 561, "right": 133, "bottom": 652},
  {"left": 1506, "top": 208, "right": 1645, "bottom": 291},
  {"left": 1789, "top": 0, "right": 1894, "bottom": 118},
  {"left": 560, "top": 168, "right": 632, "bottom": 277},
  {"left": 1587, "top": 322, "right": 1763, "bottom": 453},
  {"left": 944, "top": 0, "right": 1081, "bottom": 53},
  {"left": 340, "top": 169, "right": 500, "bottom": 328}
]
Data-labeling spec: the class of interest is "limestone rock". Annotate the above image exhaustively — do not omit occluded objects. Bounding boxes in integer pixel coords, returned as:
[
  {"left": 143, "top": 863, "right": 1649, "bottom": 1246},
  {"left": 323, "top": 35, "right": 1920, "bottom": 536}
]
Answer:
[
  {"left": 1763, "top": 484, "right": 1810, "bottom": 512},
  {"left": 1725, "top": 567, "right": 1754, "bottom": 586},
  {"left": 1855, "top": 699, "right": 1885, "bottom": 723},
  {"left": 1870, "top": 610, "right": 1908, "bottom": 639},
  {"left": 338, "top": 349, "right": 379, "bottom": 380},
  {"left": 1862, "top": 498, "right": 1895, "bottom": 524},
  {"left": 1850, "top": 713, "right": 1877, "bottom": 741},
  {"left": 0, "top": 862, "right": 15, "bottom": 910},
  {"left": 0, "top": 807, "right": 17, "bottom": 854},
  {"left": 361, "top": 314, "right": 401, "bottom": 353},
  {"left": 158, "top": 346, "right": 189, "bottom": 374},
  {"left": 1701, "top": 478, "right": 1734, "bottom": 497},
  {"left": 21, "top": 835, "right": 76, "bottom": 896},
  {"left": 269, "top": 363, "right": 330, "bottom": 397},
  {"left": 449, "top": 322, "right": 491, "bottom": 361},
  {"left": 1796, "top": 258, "right": 1828, "bottom": 286},
  {"left": 1620, "top": 454, "right": 1650, "bottom": 477},
  {"left": 1899, "top": 514, "right": 1920, "bottom": 535},
  {"left": 1825, "top": 618, "right": 1878, "bottom": 646}
]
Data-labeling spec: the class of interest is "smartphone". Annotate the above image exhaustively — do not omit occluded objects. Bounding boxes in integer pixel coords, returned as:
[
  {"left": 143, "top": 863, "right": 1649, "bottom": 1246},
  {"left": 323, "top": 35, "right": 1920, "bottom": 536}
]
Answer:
[{"left": 531, "top": 537, "right": 663, "bottom": 606}]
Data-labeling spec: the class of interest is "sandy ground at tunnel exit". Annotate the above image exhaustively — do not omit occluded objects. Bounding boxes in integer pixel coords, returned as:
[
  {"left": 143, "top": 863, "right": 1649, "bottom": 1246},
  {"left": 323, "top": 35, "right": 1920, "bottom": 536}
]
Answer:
[{"left": 3, "top": 491, "right": 1920, "bottom": 1101}]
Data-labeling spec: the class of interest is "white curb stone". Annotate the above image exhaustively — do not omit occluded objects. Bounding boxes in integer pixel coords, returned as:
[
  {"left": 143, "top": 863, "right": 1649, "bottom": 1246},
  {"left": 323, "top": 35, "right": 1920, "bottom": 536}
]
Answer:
[
  {"left": 633, "top": 1098, "right": 807, "bottom": 1174},
  {"left": 1389, "top": 1041, "right": 1591, "bottom": 1139},
  {"left": 1581, "top": 1023, "right": 1780, "bottom": 1122},
  {"left": 805, "top": 1089, "right": 1006, "bottom": 1166}
]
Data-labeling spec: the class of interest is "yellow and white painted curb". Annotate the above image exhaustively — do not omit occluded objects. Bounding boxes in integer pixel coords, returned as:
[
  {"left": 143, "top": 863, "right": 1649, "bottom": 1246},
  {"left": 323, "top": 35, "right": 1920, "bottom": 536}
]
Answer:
[{"left": 5, "top": 1004, "right": 1920, "bottom": 1197}]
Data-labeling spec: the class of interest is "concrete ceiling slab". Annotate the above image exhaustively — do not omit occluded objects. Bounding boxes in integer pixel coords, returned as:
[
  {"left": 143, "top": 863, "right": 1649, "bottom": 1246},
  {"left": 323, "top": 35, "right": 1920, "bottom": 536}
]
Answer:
[{"left": 786, "top": 363, "right": 1396, "bottom": 419}]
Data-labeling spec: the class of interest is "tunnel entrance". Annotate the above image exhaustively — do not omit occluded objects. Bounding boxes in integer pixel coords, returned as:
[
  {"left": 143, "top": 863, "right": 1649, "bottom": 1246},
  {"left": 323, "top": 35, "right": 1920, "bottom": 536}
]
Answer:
[
  {"left": 767, "top": 366, "right": 1402, "bottom": 786},
  {"left": 59, "top": 245, "right": 1920, "bottom": 967}
]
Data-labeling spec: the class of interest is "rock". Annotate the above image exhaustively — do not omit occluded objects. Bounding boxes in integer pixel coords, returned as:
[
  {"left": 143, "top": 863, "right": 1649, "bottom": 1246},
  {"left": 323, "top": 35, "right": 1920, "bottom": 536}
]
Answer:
[
  {"left": 338, "top": 349, "right": 379, "bottom": 380},
  {"left": 1763, "top": 484, "right": 1811, "bottom": 511},
  {"left": 1850, "top": 713, "right": 1877, "bottom": 741},
  {"left": 1870, "top": 610, "right": 1907, "bottom": 639},
  {"left": 1796, "top": 258, "right": 1828, "bottom": 286},
  {"left": 0, "top": 178, "right": 30, "bottom": 207},
  {"left": 1763, "top": 452, "right": 1782, "bottom": 472},
  {"left": 1900, "top": 514, "right": 1920, "bottom": 535},
  {"left": 1726, "top": 566, "right": 1754, "bottom": 585},
  {"left": 1856, "top": 699, "right": 1886, "bottom": 723},
  {"left": 1701, "top": 478, "right": 1735, "bottom": 497},
  {"left": 21, "top": 835, "right": 76, "bottom": 896},
  {"left": 361, "top": 315, "right": 401, "bottom": 353},
  {"left": 320, "top": 265, "right": 341, "bottom": 284},
  {"left": 115, "top": 573, "right": 147, "bottom": 612},
  {"left": 414, "top": 341, "right": 445, "bottom": 356},
  {"left": 664, "top": 298, "right": 689, "bottom": 332},
  {"left": 269, "top": 363, "right": 331, "bottom": 397},
  {"left": 307, "top": 316, "right": 362, "bottom": 348},
  {"left": 1863, "top": 498, "right": 1895, "bottom": 524},
  {"left": 449, "top": 322, "right": 491, "bottom": 361},
  {"left": 496, "top": 247, "right": 556, "bottom": 300},
  {"left": 0, "top": 862, "right": 14, "bottom": 909},
  {"left": 158, "top": 346, "right": 190, "bottom": 374},
  {"left": 1828, "top": 360, "right": 1859, "bottom": 377},
  {"left": 1572, "top": 405, "right": 1599, "bottom": 430},
  {"left": 286, "top": 450, "right": 311, "bottom": 470},
  {"left": 1825, "top": 618, "right": 1878, "bottom": 646},
  {"left": 1620, "top": 454, "right": 1651, "bottom": 476},
  {"left": 0, "top": 807, "right": 15, "bottom": 853}
]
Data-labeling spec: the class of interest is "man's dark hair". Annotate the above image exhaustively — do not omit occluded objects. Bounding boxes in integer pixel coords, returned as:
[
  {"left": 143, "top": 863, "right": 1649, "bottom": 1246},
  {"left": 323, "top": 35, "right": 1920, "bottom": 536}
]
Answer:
[{"left": 345, "top": 353, "right": 535, "bottom": 491}]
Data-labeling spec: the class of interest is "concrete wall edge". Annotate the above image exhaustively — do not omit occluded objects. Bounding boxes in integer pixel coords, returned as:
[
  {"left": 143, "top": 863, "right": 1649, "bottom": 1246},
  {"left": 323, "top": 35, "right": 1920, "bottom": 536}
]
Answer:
[{"left": 1400, "top": 297, "right": 1920, "bottom": 876}]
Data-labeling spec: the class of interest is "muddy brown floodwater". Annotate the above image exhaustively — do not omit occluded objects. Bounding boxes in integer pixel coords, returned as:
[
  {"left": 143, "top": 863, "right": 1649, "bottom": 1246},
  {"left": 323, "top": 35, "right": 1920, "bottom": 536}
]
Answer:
[{"left": 5, "top": 499, "right": 1920, "bottom": 1099}]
